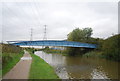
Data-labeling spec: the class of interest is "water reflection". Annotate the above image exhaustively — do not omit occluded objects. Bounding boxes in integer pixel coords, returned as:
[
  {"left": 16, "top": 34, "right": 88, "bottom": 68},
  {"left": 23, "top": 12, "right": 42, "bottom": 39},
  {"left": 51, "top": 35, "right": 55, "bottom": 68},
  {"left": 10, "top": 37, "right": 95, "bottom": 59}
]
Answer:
[{"left": 35, "top": 51, "right": 119, "bottom": 79}]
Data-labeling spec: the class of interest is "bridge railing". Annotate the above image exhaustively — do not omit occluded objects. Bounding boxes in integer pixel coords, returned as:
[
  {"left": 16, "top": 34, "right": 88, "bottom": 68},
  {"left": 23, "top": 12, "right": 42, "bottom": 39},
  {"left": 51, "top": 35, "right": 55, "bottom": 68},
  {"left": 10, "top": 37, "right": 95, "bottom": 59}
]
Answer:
[{"left": 7, "top": 40, "right": 97, "bottom": 48}]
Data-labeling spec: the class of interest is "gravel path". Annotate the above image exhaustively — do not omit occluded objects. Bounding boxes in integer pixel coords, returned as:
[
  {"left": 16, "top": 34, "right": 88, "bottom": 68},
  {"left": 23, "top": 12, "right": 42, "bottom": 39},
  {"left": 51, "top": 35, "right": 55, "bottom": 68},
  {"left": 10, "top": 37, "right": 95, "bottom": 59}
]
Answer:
[{"left": 3, "top": 50, "right": 32, "bottom": 79}]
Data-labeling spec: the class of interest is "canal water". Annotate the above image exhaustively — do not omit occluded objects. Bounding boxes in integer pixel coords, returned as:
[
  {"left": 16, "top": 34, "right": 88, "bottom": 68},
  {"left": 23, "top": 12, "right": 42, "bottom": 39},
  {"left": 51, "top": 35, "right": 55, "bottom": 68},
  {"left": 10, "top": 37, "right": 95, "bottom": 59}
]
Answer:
[{"left": 35, "top": 51, "right": 119, "bottom": 79}]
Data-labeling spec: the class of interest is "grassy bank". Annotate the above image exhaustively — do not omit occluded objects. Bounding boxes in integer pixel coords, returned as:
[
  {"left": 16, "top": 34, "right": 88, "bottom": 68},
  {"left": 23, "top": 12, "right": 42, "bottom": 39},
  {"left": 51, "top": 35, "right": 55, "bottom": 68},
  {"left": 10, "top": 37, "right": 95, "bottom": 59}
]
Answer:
[
  {"left": 2, "top": 44, "right": 23, "bottom": 76},
  {"left": 2, "top": 52, "right": 23, "bottom": 76},
  {"left": 28, "top": 49, "right": 59, "bottom": 79}
]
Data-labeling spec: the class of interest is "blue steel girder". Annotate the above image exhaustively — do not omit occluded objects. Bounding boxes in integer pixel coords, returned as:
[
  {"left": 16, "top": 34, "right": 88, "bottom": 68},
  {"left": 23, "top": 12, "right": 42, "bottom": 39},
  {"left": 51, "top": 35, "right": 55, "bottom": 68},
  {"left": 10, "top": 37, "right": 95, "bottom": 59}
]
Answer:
[{"left": 9, "top": 40, "right": 97, "bottom": 48}]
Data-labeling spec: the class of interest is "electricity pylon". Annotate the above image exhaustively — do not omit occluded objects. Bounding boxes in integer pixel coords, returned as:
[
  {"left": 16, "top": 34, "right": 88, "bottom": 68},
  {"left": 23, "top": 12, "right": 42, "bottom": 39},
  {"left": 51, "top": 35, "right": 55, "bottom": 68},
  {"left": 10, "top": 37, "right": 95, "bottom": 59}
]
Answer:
[
  {"left": 30, "top": 28, "right": 33, "bottom": 48},
  {"left": 42, "top": 25, "right": 47, "bottom": 48}
]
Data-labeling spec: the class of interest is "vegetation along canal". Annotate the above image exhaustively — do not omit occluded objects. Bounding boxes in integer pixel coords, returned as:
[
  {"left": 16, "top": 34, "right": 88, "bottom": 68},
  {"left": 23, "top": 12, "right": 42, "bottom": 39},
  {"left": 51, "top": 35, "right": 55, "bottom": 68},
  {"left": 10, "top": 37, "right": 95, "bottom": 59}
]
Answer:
[{"left": 35, "top": 51, "right": 119, "bottom": 79}]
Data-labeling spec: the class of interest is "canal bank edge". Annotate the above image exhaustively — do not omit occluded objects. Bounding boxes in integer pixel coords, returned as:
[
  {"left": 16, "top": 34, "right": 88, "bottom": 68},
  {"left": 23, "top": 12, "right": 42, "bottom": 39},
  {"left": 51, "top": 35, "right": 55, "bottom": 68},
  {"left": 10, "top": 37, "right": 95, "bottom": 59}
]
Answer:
[{"left": 28, "top": 50, "right": 59, "bottom": 79}]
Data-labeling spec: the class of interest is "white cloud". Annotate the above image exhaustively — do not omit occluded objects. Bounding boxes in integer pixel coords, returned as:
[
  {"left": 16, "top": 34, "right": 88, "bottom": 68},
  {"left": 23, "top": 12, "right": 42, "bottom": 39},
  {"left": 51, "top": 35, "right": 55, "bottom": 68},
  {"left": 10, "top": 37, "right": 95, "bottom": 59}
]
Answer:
[{"left": 1, "top": 1, "right": 118, "bottom": 42}]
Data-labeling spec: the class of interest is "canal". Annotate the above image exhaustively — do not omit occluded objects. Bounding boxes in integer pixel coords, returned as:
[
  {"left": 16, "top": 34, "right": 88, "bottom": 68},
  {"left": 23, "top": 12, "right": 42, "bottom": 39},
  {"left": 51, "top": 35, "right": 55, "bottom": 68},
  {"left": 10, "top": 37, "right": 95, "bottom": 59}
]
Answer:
[{"left": 35, "top": 51, "right": 119, "bottom": 79}]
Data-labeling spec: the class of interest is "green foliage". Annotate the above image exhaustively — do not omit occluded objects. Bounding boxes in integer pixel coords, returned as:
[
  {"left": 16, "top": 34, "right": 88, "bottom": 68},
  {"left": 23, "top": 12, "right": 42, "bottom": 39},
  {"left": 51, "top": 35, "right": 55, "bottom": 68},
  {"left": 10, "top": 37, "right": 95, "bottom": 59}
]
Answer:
[
  {"left": 2, "top": 44, "right": 22, "bottom": 53},
  {"left": 44, "top": 46, "right": 49, "bottom": 49},
  {"left": 67, "top": 27, "right": 93, "bottom": 42},
  {"left": 28, "top": 50, "right": 59, "bottom": 79},
  {"left": 2, "top": 52, "right": 23, "bottom": 76},
  {"left": 67, "top": 47, "right": 84, "bottom": 56},
  {"left": 1, "top": 44, "right": 23, "bottom": 76},
  {"left": 83, "top": 51, "right": 102, "bottom": 57},
  {"left": 102, "top": 34, "right": 120, "bottom": 61},
  {"left": 24, "top": 47, "right": 42, "bottom": 53},
  {"left": 87, "top": 38, "right": 104, "bottom": 50},
  {"left": 67, "top": 27, "right": 94, "bottom": 56}
]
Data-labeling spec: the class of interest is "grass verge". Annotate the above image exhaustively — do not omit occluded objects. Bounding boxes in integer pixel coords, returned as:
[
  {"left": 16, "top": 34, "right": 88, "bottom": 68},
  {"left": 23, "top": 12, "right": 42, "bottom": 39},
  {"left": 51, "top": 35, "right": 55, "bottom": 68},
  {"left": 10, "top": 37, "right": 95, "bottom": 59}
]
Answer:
[
  {"left": 28, "top": 50, "right": 59, "bottom": 79},
  {"left": 2, "top": 51, "right": 23, "bottom": 76}
]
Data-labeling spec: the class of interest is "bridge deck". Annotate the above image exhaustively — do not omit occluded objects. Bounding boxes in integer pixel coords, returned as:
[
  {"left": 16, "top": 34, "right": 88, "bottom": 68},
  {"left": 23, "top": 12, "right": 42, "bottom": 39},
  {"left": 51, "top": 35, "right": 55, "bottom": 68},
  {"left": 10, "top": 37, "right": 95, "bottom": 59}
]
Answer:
[{"left": 8, "top": 40, "right": 97, "bottom": 48}]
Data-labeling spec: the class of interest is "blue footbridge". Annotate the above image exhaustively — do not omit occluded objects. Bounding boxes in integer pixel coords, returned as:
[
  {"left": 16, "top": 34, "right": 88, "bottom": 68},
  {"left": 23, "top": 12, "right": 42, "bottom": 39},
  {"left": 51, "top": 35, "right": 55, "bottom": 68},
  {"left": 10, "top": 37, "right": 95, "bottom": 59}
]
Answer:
[{"left": 8, "top": 40, "right": 97, "bottom": 48}]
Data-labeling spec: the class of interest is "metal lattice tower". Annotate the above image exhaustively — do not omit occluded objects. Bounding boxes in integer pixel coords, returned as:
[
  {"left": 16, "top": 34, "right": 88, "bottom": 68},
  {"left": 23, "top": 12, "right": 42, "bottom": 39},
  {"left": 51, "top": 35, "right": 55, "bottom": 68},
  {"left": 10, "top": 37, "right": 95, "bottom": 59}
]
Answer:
[
  {"left": 42, "top": 25, "right": 47, "bottom": 48},
  {"left": 43, "top": 25, "right": 47, "bottom": 41},
  {"left": 30, "top": 28, "right": 33, "bottom": 48},
  {"left": 30, "top": 28, "right": 33, "bottom": 41}
]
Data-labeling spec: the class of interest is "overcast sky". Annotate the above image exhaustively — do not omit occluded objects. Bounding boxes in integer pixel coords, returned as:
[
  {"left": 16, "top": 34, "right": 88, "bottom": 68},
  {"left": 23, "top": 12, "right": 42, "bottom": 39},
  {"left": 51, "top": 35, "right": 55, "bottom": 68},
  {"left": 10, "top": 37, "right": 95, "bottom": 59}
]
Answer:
[{"left": 1, "top": 1, "right": 118, "bottom": 42}]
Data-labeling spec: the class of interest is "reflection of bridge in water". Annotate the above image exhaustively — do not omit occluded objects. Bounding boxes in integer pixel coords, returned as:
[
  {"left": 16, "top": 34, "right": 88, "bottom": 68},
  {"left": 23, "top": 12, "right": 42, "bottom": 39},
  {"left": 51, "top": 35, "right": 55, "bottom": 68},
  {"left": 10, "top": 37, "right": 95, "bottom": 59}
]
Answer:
[{"left": 8, "top": 40, "right": 97, "bottom": 48}]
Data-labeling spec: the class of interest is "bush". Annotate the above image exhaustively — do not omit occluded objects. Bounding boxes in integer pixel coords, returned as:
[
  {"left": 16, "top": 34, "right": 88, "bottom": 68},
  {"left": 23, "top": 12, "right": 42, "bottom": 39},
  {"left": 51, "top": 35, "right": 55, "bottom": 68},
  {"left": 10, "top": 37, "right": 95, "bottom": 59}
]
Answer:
[
  {"left": 102, "top": 34, "right": 120, "bottom": 61},
  {"left": 83, "top": 51, "right": 102, "bottom": 57},
  {"left": 2, "top": 44, "right": 22, "bottom": 53},
  {"left": 1, "top": 44, "right": 24, "bottom": 75}
]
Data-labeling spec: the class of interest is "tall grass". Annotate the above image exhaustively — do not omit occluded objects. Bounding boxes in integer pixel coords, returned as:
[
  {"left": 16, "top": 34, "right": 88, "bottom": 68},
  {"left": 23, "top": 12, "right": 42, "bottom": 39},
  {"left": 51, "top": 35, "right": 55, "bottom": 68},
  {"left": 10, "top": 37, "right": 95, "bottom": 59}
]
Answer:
[
  {"left": 2, "top": 52, "right": 23, "bottom": 76},
  {"left": 1, "top": 44, "right": 24, "bottom": 76},
  {"left": 2, "top": 44, "right": 22, "bottom": 53}
]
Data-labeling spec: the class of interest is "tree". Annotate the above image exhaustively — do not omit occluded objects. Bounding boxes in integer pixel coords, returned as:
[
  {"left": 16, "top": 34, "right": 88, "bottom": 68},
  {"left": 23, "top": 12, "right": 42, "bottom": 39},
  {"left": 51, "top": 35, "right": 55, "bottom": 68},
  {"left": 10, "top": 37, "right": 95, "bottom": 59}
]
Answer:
[
  {"left": 67, "top": 27, "right": 93, "bottom": 56},
  {"left": 83, "top": 28, "right": 93, "bottom": 39},
  {"left": 102, "top": 34, "right": 120, "bottom": 61},
  {"left": 67, "top": 27, "right": 93, "bottom": 42}
]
